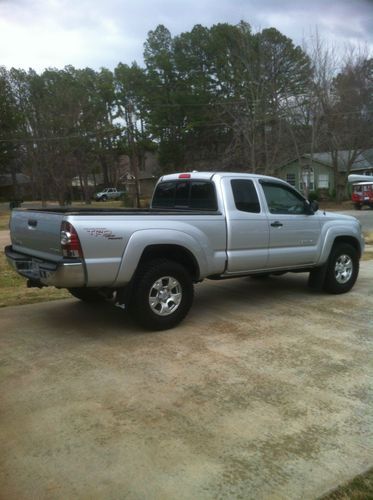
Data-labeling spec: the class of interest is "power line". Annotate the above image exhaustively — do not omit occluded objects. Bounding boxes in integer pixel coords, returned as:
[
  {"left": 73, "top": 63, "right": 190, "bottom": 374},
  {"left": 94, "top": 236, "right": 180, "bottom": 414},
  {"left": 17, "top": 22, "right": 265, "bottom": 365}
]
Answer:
[{"left": 0, "top": 126, "right": 125, "bottom": 144}]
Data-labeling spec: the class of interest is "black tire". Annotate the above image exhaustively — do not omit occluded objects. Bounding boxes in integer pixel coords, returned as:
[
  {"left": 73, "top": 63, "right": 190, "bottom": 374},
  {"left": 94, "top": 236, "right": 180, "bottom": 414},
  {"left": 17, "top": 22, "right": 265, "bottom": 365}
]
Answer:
[
  {"left": 129, "top": 259, "right": 194, "bottom": 330},
  {"left": 323, "top": 243, "right": 359, "bottom": 294},
  {"left": 101, "top": 195, "right": 107, "bottom": 201},
  {"left": 68, "top": 287, "right": 108, "bottom": 302},
  {"left": 354, "top": 204, "right": 362, "bottom": 210}
]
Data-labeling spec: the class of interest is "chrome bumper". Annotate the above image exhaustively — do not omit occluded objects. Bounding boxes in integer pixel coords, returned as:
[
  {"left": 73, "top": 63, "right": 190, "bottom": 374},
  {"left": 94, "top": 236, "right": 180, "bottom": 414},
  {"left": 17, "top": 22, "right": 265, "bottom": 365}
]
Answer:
[{"left": 5, "top": 246, "right": 85, "bottom": 288}]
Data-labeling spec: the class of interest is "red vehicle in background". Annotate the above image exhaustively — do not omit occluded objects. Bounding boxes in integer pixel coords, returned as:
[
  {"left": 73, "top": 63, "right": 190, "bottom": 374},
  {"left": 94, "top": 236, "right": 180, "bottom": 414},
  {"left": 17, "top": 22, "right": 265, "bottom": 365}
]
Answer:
[{"left": 352, "top": 182, "right": 373, "bottom": 210}]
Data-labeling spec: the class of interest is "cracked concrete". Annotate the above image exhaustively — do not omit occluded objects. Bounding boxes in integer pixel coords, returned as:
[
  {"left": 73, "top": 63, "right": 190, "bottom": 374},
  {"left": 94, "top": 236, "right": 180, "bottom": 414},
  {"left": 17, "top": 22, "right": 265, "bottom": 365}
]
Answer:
[{"left": 0, "top": 262, "right": 372, "bottom": 499}]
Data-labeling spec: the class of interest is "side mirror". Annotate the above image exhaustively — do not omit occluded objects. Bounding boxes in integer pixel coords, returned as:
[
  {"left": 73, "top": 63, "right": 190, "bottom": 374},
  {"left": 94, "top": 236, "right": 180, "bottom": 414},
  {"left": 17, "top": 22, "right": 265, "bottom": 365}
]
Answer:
[
  {"left": 310, "top": 200, "right": 319, "bottom": 212},
  {"left": 304, "top": 200, "right": 319, "bottom": 214}
]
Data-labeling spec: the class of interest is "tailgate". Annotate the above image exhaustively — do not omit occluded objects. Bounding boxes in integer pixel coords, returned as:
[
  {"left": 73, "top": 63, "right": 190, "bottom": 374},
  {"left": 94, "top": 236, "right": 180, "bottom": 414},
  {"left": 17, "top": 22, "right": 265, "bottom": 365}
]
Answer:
[{"left": 10, "top": 210, "right": 64, "bottom": 262}]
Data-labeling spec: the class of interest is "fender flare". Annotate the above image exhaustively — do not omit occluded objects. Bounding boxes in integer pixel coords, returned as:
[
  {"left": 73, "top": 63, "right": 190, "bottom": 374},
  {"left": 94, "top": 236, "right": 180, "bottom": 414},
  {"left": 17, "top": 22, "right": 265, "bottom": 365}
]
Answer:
[{"left": 114, "top": 229, "right": 208, "bottom": 285}]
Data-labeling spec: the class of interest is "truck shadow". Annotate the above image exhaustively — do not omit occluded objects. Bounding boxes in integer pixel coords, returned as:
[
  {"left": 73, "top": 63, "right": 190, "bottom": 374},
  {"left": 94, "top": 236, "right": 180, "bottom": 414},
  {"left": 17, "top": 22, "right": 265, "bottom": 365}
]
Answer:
[
  {"left": 43, "top": 300, "right": 148, "bottom": 339},
  {"left": 43, "top": 273, "right": 317, "bottom": 339}
]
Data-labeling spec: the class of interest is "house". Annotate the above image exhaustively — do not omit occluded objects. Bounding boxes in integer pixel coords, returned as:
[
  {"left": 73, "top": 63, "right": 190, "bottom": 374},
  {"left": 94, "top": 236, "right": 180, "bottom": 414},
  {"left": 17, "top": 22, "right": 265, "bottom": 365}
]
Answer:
[
  {"left": 276, "top": 149, "right": 373, "bottom": 196},
  {"left": 118, "top": 151, "right": 159, "bottom": 198}
]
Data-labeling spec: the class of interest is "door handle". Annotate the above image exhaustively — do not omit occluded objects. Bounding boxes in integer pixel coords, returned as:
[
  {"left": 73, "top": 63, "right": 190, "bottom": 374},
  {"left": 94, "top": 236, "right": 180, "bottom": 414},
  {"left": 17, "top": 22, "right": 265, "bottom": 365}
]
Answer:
[
  {"left": 271, "top": 221, "right": 283, "bottom": 228},
  {"left": 28, "top": 219, "right": 37, "bottom": 228}
]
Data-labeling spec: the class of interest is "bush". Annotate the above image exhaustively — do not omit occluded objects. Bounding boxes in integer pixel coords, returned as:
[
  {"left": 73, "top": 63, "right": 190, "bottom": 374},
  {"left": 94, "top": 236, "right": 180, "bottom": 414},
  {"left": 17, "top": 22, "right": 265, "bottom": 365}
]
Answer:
[
  {"left": 329, "top": 189, "right": 336, "bottom": 200},
  {"left": 308, "top": 190, "right": 320, "bottom": 201}
]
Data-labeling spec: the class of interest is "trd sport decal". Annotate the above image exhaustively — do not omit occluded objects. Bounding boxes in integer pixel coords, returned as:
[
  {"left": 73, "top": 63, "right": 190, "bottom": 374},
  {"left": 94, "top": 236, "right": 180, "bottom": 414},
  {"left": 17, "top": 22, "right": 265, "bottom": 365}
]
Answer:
[{"left": 84, "top": 228, "right": 123, "bottom": 240}]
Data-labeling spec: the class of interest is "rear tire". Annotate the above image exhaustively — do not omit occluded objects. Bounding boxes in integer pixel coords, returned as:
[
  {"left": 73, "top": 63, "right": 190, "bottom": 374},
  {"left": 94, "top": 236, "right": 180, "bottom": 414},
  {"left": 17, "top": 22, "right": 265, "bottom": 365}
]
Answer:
[
  {"left": 323, "top": 243, "right": 359, "bottom": 294},
  {"left": 129, "top": 259, "right": 194, "bottom": 330},
  {"left": 68, "top": 288, "right": 109, "bottom": 302}
]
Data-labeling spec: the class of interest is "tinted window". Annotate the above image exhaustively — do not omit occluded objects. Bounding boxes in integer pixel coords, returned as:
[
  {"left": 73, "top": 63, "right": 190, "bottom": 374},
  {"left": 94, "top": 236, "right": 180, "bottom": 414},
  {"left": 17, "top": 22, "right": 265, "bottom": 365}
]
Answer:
[
  {"left": 175, "top": 181, "right": 189, "bottom": 207},
  {"left": 152, "top": 180, "right": 217, "bottom": 210},
  {"left": 190, "top": 182, "right": 217, "bottom": 209},
  {"left": 231, "top": 179, "right": 260, "bottom": 213},
  {"left": 261, "top": 182, "right": 306, "bottom": 215},
  {"left": 152, "top": 181, "right": 176, "bottom": 207}
]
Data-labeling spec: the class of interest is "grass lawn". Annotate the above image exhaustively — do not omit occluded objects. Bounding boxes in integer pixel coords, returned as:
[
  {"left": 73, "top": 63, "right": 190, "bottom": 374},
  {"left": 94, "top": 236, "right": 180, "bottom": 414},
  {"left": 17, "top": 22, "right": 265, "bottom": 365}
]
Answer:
[
  {"left": 321, "top": 467, "right": 373, "bottom": 499},
  {"left": 0, "top": 251, "right": 70, "bottom": 308}
]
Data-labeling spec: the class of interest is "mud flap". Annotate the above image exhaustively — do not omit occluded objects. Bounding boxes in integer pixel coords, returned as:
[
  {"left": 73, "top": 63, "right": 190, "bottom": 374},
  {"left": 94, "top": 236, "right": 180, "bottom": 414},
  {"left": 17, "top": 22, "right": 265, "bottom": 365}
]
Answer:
[{"left": 308, "top": 263, "right": 328, "bottom": 290}]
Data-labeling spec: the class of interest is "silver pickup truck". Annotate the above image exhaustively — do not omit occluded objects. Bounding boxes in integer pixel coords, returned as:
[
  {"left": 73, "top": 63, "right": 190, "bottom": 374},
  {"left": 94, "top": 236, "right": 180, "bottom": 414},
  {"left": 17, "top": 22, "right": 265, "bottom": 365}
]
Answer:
[
  {"left": 5, "top": 172, "right": 365, "bottom": 330},
  {"left": 95, "top": 187, "right": 125, "bottom": 201}
]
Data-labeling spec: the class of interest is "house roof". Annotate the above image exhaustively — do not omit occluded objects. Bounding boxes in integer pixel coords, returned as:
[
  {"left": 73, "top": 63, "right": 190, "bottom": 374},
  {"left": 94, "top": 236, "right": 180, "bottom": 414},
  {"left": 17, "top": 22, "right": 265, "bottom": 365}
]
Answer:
[
  {"left": 304, "top": 150, "right": 373, "bottom": 172},
  {"left": 279, "top": 149, "right": 373, "bottom": 172}
]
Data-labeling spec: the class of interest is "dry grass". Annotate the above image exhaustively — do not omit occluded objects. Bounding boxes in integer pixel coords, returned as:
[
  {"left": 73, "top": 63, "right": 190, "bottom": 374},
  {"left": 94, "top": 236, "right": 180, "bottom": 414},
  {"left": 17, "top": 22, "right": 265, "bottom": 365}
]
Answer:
[
  {"left": 0, "top": 251, "right": 70, "bottom": 308},
  {"left": 362, "top": 252, "right": 373, "bottom": 261},
  {"left": 321, "top": 467, "right": 373, "bottom": 499},
  {"left": 0, "top": 212, "right": 10, "bottom": 231},
  {"left": 365, "top": 231, "right": 373, "bottom": 245},
  {"left": 319, "top": 200, "right": 355, "bottom": 211}
]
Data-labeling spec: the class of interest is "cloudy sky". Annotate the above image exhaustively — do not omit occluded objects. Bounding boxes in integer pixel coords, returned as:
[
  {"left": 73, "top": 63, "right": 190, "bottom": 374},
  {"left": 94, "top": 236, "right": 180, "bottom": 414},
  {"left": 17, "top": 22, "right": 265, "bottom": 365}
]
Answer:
[{"left": 0, "top": 0, "right": 372, "bottom": 72}]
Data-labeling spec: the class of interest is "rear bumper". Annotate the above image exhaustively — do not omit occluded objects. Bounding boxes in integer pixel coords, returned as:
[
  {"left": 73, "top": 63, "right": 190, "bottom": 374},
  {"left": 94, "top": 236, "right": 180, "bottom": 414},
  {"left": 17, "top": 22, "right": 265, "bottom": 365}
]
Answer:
[{"left": 4, "top": 245, "right": 85, "bottom": 288}]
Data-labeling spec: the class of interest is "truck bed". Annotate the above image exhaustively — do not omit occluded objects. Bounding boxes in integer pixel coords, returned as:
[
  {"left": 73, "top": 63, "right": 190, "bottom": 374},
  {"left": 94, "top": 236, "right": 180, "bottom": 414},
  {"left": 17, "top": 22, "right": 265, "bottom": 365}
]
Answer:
[{"left": 18, "top": 207, "right": 222, "bottom": 216}]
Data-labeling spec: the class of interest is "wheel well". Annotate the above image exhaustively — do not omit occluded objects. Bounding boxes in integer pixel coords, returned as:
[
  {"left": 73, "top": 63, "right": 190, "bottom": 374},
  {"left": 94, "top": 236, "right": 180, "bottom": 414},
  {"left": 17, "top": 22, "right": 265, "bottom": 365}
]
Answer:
[
  {"left": 138, "top": 245, "right": 200, "bottom": 281},
  {"left": 333, "top": 236, "right": 361, "bottom": 258}
]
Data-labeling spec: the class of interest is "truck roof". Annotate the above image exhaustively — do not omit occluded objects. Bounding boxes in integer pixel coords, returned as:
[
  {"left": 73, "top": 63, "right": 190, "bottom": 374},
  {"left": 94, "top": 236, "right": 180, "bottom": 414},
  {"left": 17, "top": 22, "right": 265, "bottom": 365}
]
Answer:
[{"left": 159, "top": 171, "right": 287, "bottom": 184}]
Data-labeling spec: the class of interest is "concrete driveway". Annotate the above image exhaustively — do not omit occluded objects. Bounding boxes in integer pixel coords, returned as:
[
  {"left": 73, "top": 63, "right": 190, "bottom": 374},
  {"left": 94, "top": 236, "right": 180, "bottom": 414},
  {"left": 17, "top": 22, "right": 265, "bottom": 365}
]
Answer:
[{"left": 1, "top": 263, "right": 372, "bottom": 499}]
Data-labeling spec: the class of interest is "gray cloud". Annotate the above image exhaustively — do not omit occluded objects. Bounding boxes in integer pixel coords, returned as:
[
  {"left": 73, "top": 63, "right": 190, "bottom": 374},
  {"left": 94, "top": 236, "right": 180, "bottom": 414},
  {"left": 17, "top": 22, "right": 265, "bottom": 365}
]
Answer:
[{"left": 0, "top": 0, "right": 372, "bottom": 71}]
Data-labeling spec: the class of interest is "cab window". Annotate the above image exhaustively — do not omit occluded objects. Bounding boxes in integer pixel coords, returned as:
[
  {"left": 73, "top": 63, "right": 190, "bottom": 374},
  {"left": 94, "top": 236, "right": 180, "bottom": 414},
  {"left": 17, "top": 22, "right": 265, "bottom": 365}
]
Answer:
[{"left": 152, "top": 180, "right": 217, "bottom": 210}]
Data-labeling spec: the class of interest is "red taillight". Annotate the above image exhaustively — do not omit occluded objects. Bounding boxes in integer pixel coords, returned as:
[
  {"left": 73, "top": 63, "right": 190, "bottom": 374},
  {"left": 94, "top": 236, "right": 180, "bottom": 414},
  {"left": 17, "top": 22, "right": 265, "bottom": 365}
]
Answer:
[
  {"left": 60, "top": 221, "right": 83, "bottom": 258},
  {"left": 179, "top": 173, "right": 191, "bottom": 179}
]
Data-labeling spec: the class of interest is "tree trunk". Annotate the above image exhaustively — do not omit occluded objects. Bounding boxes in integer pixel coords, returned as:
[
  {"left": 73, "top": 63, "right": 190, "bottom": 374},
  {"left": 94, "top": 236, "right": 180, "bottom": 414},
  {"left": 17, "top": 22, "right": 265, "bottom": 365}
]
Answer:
[
  {"left": 10, "top": 164, "right": 18, "bottom": 200},
  {"left": 100, "top": 155, "right": 110, "bottom": 186},
  {"left": 335, "top": 171, "right": 347, "bottom": 202}
]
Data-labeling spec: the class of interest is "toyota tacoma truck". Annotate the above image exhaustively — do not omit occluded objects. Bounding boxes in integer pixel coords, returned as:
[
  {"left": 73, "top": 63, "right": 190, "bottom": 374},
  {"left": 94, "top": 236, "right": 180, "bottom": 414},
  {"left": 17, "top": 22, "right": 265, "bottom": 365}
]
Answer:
[{"left": 5, "top": 172, "right": 365, "bottom": 330}]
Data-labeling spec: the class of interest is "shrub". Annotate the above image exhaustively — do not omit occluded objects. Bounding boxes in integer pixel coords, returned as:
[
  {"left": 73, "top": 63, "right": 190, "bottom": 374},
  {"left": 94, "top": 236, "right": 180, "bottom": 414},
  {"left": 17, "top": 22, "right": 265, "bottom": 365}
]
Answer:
[{"left": 308, "top": 190, "right": 320, "bottom": 201}]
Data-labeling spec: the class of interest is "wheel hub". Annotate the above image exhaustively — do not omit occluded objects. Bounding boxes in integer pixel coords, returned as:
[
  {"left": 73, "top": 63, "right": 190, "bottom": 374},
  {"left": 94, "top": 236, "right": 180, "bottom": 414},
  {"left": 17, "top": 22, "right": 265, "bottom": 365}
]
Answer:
[
  {"left": 149, "top": 276, "right": 182, "bottom": 316},
  {"left": 334, "top": 254, "right": 353, "bottom": 284}
]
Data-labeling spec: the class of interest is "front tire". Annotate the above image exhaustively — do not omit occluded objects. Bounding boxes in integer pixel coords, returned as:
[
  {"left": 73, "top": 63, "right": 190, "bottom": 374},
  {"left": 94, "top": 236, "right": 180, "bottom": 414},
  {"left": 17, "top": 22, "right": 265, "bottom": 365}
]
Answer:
[
  {"left": 129, "top": 259, "right": 194, "bottom": 330},
  {"left": 323, "top": 243, "right": 359, "bottom": 294}
]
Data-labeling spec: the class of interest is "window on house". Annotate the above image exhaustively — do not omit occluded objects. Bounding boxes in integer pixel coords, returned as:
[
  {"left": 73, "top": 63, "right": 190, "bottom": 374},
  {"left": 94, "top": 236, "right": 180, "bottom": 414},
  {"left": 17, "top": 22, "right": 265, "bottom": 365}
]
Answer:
[
  {"left": 318, "top": 174, "right": 329, "bottom": 189},
  {"left": 286, "top": 173, "right": 296, "bottom": 186}
]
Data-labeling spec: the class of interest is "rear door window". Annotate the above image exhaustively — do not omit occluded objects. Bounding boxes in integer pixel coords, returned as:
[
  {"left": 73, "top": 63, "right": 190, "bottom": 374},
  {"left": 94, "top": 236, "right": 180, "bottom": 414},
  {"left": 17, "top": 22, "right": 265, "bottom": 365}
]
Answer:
[{"left": 231, "top": 179, "right": 261, "bottom": 213}]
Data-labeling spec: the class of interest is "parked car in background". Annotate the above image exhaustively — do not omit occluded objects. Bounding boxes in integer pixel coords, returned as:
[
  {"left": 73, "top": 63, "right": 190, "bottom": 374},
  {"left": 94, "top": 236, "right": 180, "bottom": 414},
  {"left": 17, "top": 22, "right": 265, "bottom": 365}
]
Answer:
[
  {"left": 95, "top": 187, "right": 125, "bottom": 201},
  {"left": 351, "top": 182, "right": 373, "bottom": 210}
]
